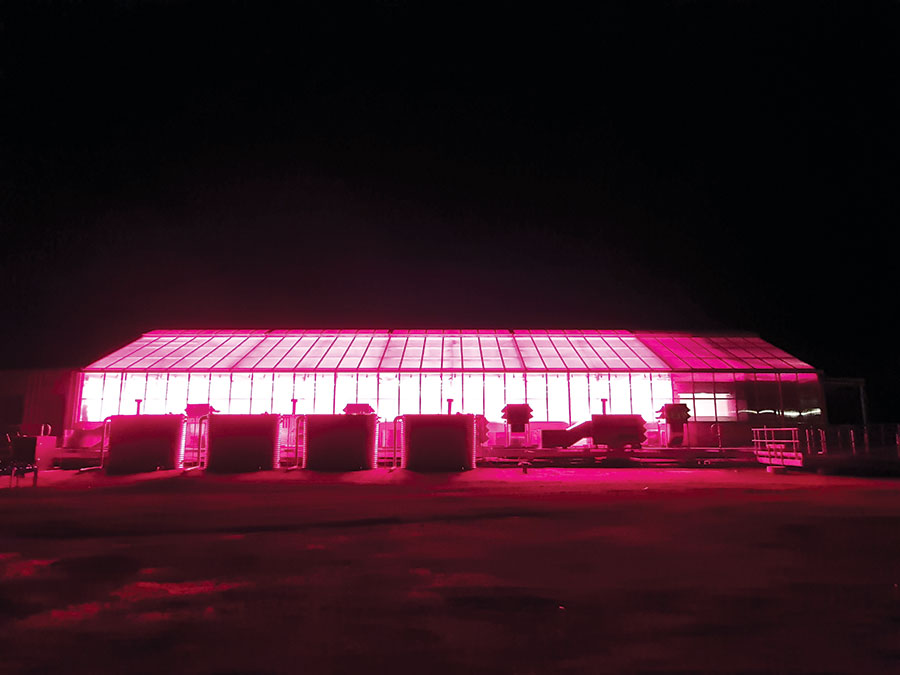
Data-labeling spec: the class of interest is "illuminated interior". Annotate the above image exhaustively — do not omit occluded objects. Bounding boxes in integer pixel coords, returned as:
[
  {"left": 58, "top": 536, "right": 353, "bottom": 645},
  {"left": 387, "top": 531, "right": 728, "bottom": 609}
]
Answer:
[{"left": 75, "top": 330, "right": 823, "bottom": 431}]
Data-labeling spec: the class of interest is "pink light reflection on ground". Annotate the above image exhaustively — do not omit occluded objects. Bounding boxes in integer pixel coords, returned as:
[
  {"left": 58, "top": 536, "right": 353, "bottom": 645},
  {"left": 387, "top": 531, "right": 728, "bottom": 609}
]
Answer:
[
  {"left": 17, "top": 578, "right": 252, "bottom": 628},
  {"left": 0, "top": 553, "right": 58, "bottom": 579}
]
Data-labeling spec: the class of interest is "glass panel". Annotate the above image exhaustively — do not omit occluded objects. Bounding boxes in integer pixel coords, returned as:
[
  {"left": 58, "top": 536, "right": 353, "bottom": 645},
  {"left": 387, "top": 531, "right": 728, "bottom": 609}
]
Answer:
[
  {"left": 629, "top": 373, "right": 654, "bottom": 422},
  {"left": 650, "top": 373, "right": 674, "bottom": 417},
  {"left": 314, "top": 373, "right": 335, "bottom": 414},
  {"left": 358, "top": 373, "right": 378, "bottom": 412},
  {"left": 441, "top": 372, "right": 463, "bottom": 414},
  {"left": 359, "top": 336, "right": 388, "bottom": 369},
  {"left": 234, "top": 336, "right": 283, "bottom": 368},
  {"left": 526, "top": 373, "right": 548, "bottom": 421},
  {"left": 550, "top": 336, "right": 586, "bottom": 369},
  {"left": 88, "top": 335, "right": 157, "bottom": 369},
  {"left": 209, "top": 373, "right": 231, "bottom": 414},
  {"left": 609, "top": 373, "right": 632, "bottom": 414},
  {"left": 271, "top": 337, "right": 314, "bottom": 369},
  {"left": 338, "top": 335, "right": 370, "bottom": 370},
  {"left": 779, "top": 373, "right": 801, "bottom": 421},
  {"left": 399, "top": 373, "right": 420, "bottom": 414},
  {"left": 120, "top": 373, "right": 147, "bottom": 415},
  {"left": 272, "top": 373, "right": 295, "bottom": 414},
  {"left": 515, "top": 337, "right": 544, "bottom": 369},
  {"left": 377, "top": 373, "right": 400, "bottom": 421},
  {"left": 229, "top": 373, "right": 252, "bottom": 414},
  {"left": 380, "top": 336, "right": 407, "bottom": 370},
  {"left": 547, "top": 373, "right": 569, "bottom": 423},
  {"left": 505, "top": 372, "right": 526, "bottom": 405},
  {"left": 297, "top": 336, "right": 336, "bottom": 368},
  {"left": 335, "top": 373, "right": 358, "bottom": 412},
  {"left": 192, "top": 336, "right": 246, "bottom": 369},
  {"left": 401, "top": 337, "right": 424, "bottom": 369},
  {"left": 483, "top": 373, "right": 505, "bottom": 421},
  {"left": 533, "top": 337, "right": 565, "bottom": 369},
  {"left": 164, "top": 374, "right": 188, "bottom": 415},
  {"left": 100, "top": 372, "right": 122, "bottom": 419},
  {"left": 497, "top": 337, "right": 521, "bottom": 369},
  {"left": 79, "top": 372, "right": 104, "bottom": 421},
  {"left": 442, "top": 337, "right": 463, "bottom": 370},
  {"left": 568, "top": 374, "right": 589, "bottom": 423},
  {"left": 461, "top": 337, "right": 483, "bottom": 370},
  {"left": 319, "top": 335, "right": 354, "bottom": 369},
  {"left": 250, "top": 373, "right": 273, "bottom": 414},
  {"left": 420, "top": 373, "right": 442, "bottom": 414},
  {"left": 144, "top": 373, "right": 168, "bottom": 415},
  {"left": 462, "top": 373, "right": 484, "bottom": 415},
  {"left": 294, "top": 374, "right": 315, "bottom": 414},
  {"left": 422, "top": 336, "right": 443, "bottom": 369},
  {"left": 187, "top": 373, "right": 210, "bottom": 405},
  {"left": 797, "top": 372, "right": 823, "bottom": 420},
  {"left": 480, "top": 336, "right": 504, "bottom": 369},
  {"left": 209, "top": 337, "right": 264, "bottom": 369},
  {"left": 588, "top": 373, "right": 611, "bottom": 416}
]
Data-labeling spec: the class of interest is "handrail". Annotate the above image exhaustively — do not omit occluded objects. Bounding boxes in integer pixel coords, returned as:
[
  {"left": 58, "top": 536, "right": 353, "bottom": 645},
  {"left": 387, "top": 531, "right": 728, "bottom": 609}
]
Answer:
[
  {"left": 182, "top": 414, "right": 209, "bottom": 472},
  {"left": 285, "top": 415, "right": 304, "bottom": 471},
  {"left": 78, "top": 417, "right": 112, "bottom": 473},
  {"left": 391, "top": 415, "right": 403, "bottom": 471}
]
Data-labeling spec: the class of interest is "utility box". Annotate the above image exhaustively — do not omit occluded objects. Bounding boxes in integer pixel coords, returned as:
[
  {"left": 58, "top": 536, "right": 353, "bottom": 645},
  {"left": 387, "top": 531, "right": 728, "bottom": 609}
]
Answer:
[
  {"left": 590, "top": 414, "right": 647, "bottom": 450},
  {"left": 304, "top": 414, "right": 377, "bottom": 471},
  {"left": 401, "top": 414, "right": 476, "bottom": 472},
  {"left": 105, "top": 415, "right": 185, "bottom": 475},
  {"left": 206, "top": 414, "right": 280, "bottom": 473}
]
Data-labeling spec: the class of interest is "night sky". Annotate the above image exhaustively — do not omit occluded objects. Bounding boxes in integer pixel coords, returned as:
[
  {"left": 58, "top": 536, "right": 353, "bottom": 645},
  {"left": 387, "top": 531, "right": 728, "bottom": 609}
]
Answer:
[{"left": 2, "top": 1, "right": 899, "bottom": 420}]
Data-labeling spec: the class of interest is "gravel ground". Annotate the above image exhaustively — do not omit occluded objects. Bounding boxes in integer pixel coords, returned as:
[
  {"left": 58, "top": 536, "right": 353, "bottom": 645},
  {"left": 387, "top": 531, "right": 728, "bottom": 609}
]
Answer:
[{"left": 2, "top": 467, "right": 900, "bottom": 674}]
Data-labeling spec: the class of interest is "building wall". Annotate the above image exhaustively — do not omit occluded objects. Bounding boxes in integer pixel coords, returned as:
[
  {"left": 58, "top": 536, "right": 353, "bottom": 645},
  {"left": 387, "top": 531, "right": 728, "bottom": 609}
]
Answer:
[{"left": 77, "top": 370, "right": 824, "bottom": 426}]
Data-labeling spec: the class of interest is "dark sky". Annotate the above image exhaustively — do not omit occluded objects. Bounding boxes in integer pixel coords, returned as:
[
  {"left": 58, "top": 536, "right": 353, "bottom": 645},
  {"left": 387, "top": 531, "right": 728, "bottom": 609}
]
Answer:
[{"left": 2, "top": 1, "right": 899, "bottom": 420}]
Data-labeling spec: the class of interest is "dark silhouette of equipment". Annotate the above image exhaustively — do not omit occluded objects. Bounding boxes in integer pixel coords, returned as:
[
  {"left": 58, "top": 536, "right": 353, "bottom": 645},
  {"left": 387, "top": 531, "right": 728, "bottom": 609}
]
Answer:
[
  {"left": 401, "top": 414, "right": 476, "bottom": 471},
  {"left": 105, "top": 415, "right": 185, "bottom": 475},
  {"left": 541, "top": 415, "right": 647, "bottom": 450},
  {"left": 540, "top": 420, "right": 594, "bottom": 448},
  {"left": 342, "top": 403, "right": 375, "bottom": 415},
  {"left": 501, "top": 404, "right": 533, "bottom": 432},
  {"left": 657, "top": 404, "right": 691, "bottom": 447},
  {"left": 206, "top": 414, "right": 280, "bottom": 473},
  {"left": 591, "top": 414, "right": 647, "bottom": 449},
  {"left": 304, "top": 414, "right": 377, "bottom": 471},
  {"left": 474, "top": 414, "right": 489, "bottom": 445},
  {"left": 1, "top": 435, "right": 39, "bottom": 487}
]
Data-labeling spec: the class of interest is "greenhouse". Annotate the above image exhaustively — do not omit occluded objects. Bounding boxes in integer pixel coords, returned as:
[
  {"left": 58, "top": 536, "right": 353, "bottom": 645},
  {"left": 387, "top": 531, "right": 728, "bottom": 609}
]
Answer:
[{"left": 74, "top": 330, "right": 823, "bottom": 440}]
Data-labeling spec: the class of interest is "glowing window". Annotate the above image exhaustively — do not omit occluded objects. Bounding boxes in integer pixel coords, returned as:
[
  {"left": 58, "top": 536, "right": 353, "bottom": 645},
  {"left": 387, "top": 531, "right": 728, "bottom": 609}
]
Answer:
[
  {"left": 441, "top": 372, "right": 463, "bottom": 414},
  {"left": 399, "top": 373, "right": 420, "bottom": 414},
  {"left": 100, "top": 372, "right": 122, "bottom": 419},
  {"left": 250, "top": 373, "right": 273, "bottom": 414},
  {"left": 420, "top": 373, "right": 442, "bottom": 414},
  {"left": 484, "top": 373, "right": 505, "bottom": 421},
  {"left": 335, "top": 373, "right": 358, "bottom": 411},
  {"left": 547, "top": 373, "right": 570, "bottom": 422},
  {"left": 526, "top": 373, "right": 548, "bottom": 421},
  {"left": 568, "top": 374, "right": 590, "bottom": 423},
  {"left": 229, "top": 373, "right": 251, "bottom": 414},
  {"left": 164, "top": 374, "right": 189, "bottom": 415},
  {"left": 377, "top": 373, "right": 400, "bottom": 421},
  {"left": 272, "top": 373, "right": 295, "bottom": 414},
  {"left": 462, "top": 373, "right": 484, "bottom": 415},
  {"left": 313, "top": 373, "right": 335, "bottom": 414}
]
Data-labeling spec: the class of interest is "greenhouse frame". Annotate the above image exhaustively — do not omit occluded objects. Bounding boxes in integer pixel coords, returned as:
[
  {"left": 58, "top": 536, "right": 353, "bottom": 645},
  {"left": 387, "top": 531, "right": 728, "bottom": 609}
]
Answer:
[{"left": 73, "top": 330, "right": 824, "bottom": 443}]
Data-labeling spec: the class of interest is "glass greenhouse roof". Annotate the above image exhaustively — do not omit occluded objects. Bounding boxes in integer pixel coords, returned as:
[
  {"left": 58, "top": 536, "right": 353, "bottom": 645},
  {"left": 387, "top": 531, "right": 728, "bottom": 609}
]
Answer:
[{"left": 85, "top": 330, "right": 814, "bottom": 373}]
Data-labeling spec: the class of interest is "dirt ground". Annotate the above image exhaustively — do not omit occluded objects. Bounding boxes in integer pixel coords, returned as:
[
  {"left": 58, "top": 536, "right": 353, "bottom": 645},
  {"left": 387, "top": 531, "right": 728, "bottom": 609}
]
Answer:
[{"left": 2, "top": 467, "right": 900, "bottom": 674}]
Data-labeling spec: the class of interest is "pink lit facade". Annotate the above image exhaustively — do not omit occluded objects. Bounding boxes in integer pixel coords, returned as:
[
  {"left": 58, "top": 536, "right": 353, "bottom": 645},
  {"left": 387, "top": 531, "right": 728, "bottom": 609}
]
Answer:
[{"left": 74, "top": 330, "right": 823, "bottom": 434}]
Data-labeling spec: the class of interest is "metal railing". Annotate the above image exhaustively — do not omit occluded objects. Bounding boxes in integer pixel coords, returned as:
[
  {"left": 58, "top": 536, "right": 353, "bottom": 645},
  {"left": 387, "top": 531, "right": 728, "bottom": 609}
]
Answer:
[{"left": 753, "top": 424, "right": 900, "bottom": 458}]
